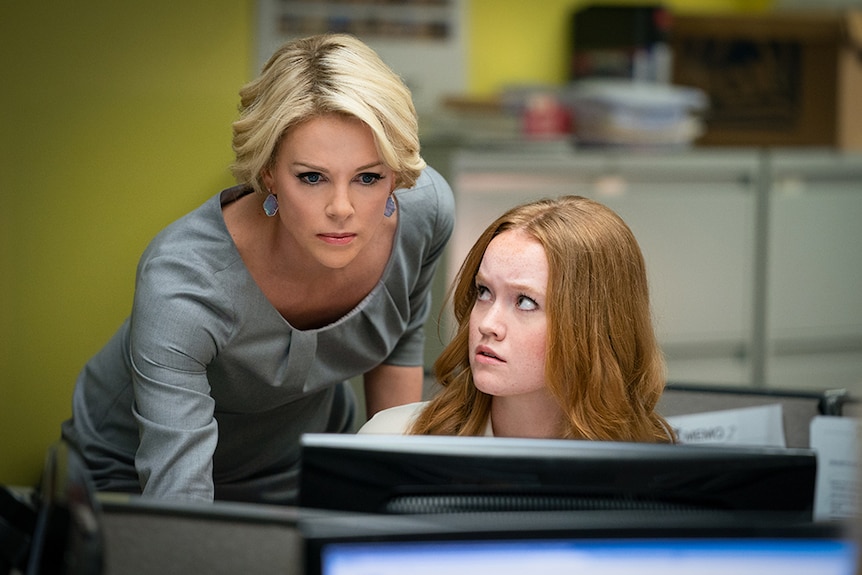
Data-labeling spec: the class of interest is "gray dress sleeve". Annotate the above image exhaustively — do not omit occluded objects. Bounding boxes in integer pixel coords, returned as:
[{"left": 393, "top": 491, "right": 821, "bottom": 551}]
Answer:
[
  {"left": 383, "top": 166, "right": 455, "bottom": 365},
  {"left": 129, "top": 247, "right": 236, "bottom": 501}
]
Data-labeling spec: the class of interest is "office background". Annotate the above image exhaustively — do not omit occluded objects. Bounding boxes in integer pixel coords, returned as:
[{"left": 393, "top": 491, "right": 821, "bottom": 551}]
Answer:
[{"left": 0, "top": 0, "right": 821, "bottom": 488}]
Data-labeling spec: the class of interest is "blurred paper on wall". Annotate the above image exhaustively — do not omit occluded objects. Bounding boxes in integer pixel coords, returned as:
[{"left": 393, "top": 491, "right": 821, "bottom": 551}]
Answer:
[
  {"left": 255, "top": 0, "right": 467, "bottom": 116},
  {"left": 810, "top": 415, "right": 860, "bottom": 521},
  {"left": 666, "top": 404, "right": 786, "bottom": 447}
]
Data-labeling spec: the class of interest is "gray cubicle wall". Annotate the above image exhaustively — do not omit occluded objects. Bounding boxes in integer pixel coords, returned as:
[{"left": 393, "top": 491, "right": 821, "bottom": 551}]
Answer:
[
  {"left": 99, "top": 497, "right": 305, "bottom": 575},
  {"left": 657, "top": 383, "right": 849, "bottom": 448}
]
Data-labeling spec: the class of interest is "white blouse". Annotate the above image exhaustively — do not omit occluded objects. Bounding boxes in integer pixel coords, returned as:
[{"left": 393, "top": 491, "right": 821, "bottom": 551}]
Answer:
[{"left": 358, "top": 400, "right": 494, "bottom": 436}]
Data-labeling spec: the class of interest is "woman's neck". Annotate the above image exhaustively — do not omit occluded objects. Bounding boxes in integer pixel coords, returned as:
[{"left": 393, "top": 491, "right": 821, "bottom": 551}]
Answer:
[{"left": 489, "top": 394, "right": 564, "bottom": 439}]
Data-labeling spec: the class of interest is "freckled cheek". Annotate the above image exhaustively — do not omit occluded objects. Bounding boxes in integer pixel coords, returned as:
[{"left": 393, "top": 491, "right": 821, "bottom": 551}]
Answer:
[
  {"left": 520, "top": 329, "right": 548, "bottom": 384},
  {"left": 467, "top": 310, "right": 481, "bottom": 343}
]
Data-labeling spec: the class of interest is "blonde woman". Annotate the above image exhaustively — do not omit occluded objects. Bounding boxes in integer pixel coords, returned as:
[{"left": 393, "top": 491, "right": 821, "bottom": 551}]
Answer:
[
  {"left": 361, "top": 196, "right": 673, "bottom": 443},
  {"left": 62, "top": 34, "right": 454, "bottom": 503}
]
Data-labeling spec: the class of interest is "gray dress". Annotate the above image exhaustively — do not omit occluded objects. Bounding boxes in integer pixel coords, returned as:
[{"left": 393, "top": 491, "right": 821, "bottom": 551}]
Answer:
[{"left": 61, "top": 167, "right": 454, "bottom": 504}]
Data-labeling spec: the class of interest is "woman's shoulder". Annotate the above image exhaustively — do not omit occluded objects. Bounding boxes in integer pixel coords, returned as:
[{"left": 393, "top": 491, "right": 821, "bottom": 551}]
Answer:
[
  {"left": 357, "top": 401, "right": 428, "bottom": 435},
  {"left": 399, "top": 166, "right": 453, "bottom": 212},
  {"left": 397, "top": 166, "right": 454, "bottom": 247},
  {"left": 132, "top": 191, "right": 249, "bottom": 322},
  {"left": 140, "top": 191, "right": 240, "bottom": 273}
]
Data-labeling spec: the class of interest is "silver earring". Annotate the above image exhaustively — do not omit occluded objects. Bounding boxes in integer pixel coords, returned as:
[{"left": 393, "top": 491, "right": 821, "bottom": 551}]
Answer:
[
  {"left": 263, "top": 192, "right": 279, "bottom": 217},
  {"left": 384, "top": 195, "right": 396, "bottom": 217}
]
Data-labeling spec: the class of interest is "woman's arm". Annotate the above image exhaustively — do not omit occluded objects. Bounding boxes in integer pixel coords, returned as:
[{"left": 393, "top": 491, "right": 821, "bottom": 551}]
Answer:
[
  {"left": 364, "top": 168, "right": 454, "bottom": 418},
  {"left": 363, "top": 363, "right": 423, "bottom": 418},
  {"left": 129, "top": 248, "right": 232, "bottom": 501}
]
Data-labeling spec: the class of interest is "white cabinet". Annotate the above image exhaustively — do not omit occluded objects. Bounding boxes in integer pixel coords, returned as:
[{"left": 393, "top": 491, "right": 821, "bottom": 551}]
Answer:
[
  {"left": 765, "top": 151, "right": 862, "bottom": 390},
  {"left": 442, "top": 146, "right": 862, "bottom": 393}
]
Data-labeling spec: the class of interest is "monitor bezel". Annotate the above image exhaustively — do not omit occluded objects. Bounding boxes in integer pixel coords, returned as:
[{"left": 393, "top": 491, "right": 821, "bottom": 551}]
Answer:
[{"left": 298, "top": 433, "right": 818, "bottom": 518}]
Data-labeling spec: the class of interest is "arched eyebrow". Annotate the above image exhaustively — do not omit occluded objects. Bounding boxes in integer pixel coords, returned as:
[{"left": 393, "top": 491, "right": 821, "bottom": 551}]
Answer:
[{"left": 292, "top": 161, "right": 385, "bottom": 173}]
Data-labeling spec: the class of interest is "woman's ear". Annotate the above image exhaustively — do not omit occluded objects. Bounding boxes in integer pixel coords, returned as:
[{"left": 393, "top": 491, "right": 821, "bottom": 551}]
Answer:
[{"left": 261, "top": 168, "right": 274, "bottom": 191}]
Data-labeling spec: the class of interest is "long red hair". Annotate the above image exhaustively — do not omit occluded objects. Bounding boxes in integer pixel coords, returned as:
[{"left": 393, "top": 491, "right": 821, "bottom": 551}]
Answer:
[{"left": 410, "top": 195, "right": 674, "bottom": 443}]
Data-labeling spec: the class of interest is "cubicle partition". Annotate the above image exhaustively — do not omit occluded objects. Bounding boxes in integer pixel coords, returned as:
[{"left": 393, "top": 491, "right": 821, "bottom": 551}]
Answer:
[
  {"left": 98, "top": 497, "right": 305, "bottom": 575},
  {"left": 658, "top": 382, "right": 849, "bottom": 448}
]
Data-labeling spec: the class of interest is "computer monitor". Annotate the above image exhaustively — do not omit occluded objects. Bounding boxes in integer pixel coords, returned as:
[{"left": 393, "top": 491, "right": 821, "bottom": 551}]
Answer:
[
  {"left": 302, "top": 512, "right": 856, "bottom": 575},
  {"left": 298, "top": 434, "right": 817, "bottom": 520}
]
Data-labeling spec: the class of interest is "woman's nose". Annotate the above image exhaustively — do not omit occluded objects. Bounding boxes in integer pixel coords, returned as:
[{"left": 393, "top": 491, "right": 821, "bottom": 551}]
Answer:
[
  {"left": 476, "top": 304, "right": 505, "bottom": 339},
  {"left": 326, "top": 186, "right": 355, "bottom": 219}
]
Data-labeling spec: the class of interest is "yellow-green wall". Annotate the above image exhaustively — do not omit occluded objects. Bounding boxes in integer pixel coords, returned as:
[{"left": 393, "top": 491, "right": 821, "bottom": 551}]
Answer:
[
  {"left": 0, "top": 1, "right": 254, "bottom": 486},
  {"left": 1, "top": 0, "right": 768, "bottom": 486}
]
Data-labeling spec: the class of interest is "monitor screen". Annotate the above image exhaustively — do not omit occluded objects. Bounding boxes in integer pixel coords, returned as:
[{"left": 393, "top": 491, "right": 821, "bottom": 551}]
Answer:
[
  {"left": 316, "top": 534, "right": 855, "bottom": 575},
  {"left": 298, "top": 434, "right": 817, "bottom": 520},
  {"left": 301, "top": 511, "right": 855, "bottom": 575}
]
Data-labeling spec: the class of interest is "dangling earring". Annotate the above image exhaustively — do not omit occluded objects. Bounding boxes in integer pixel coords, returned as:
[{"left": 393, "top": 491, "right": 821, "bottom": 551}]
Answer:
[
  {"left": 384, "top": 195, "right": 396, "bottom": 218},
  {"left": 263, "top": 191, "right": 279, "bottom": 217}
]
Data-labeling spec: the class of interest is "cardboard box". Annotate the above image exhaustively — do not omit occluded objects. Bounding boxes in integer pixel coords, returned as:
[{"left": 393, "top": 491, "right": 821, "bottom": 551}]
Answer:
[{"left": 670, "top": 10, "right": 862, "bottom": 149}]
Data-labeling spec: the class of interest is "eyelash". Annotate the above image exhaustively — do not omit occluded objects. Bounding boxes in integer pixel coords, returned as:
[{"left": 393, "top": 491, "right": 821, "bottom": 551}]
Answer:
[
  {"left": 358, "top": 173, "right": 383, "bottom": 185},
  {"left": 475, "top": 284, "right": 538, "bottom": 311},
  {"left": 296, "top": 172, "right": 384, "bottom": 186},
  {"left": 516, "top": 295, "right": 539, "bottom": 311},
  {"left": 297, "top": 172, "right": 322, "bottom": 185}
]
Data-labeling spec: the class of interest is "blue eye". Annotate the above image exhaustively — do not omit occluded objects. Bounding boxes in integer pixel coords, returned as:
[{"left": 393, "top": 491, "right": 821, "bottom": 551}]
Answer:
[
  {"left": 358, "top": 173, "right": 382, "bottom": 185},
  {"left": 298, "top": 172, "right": 322, "bottom": 184}
]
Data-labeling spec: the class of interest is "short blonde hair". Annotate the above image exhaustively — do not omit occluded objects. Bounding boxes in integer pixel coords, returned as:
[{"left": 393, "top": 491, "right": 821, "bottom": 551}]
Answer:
[{"left": 231, "top": 34, "right": 425, "bottom": 195}]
